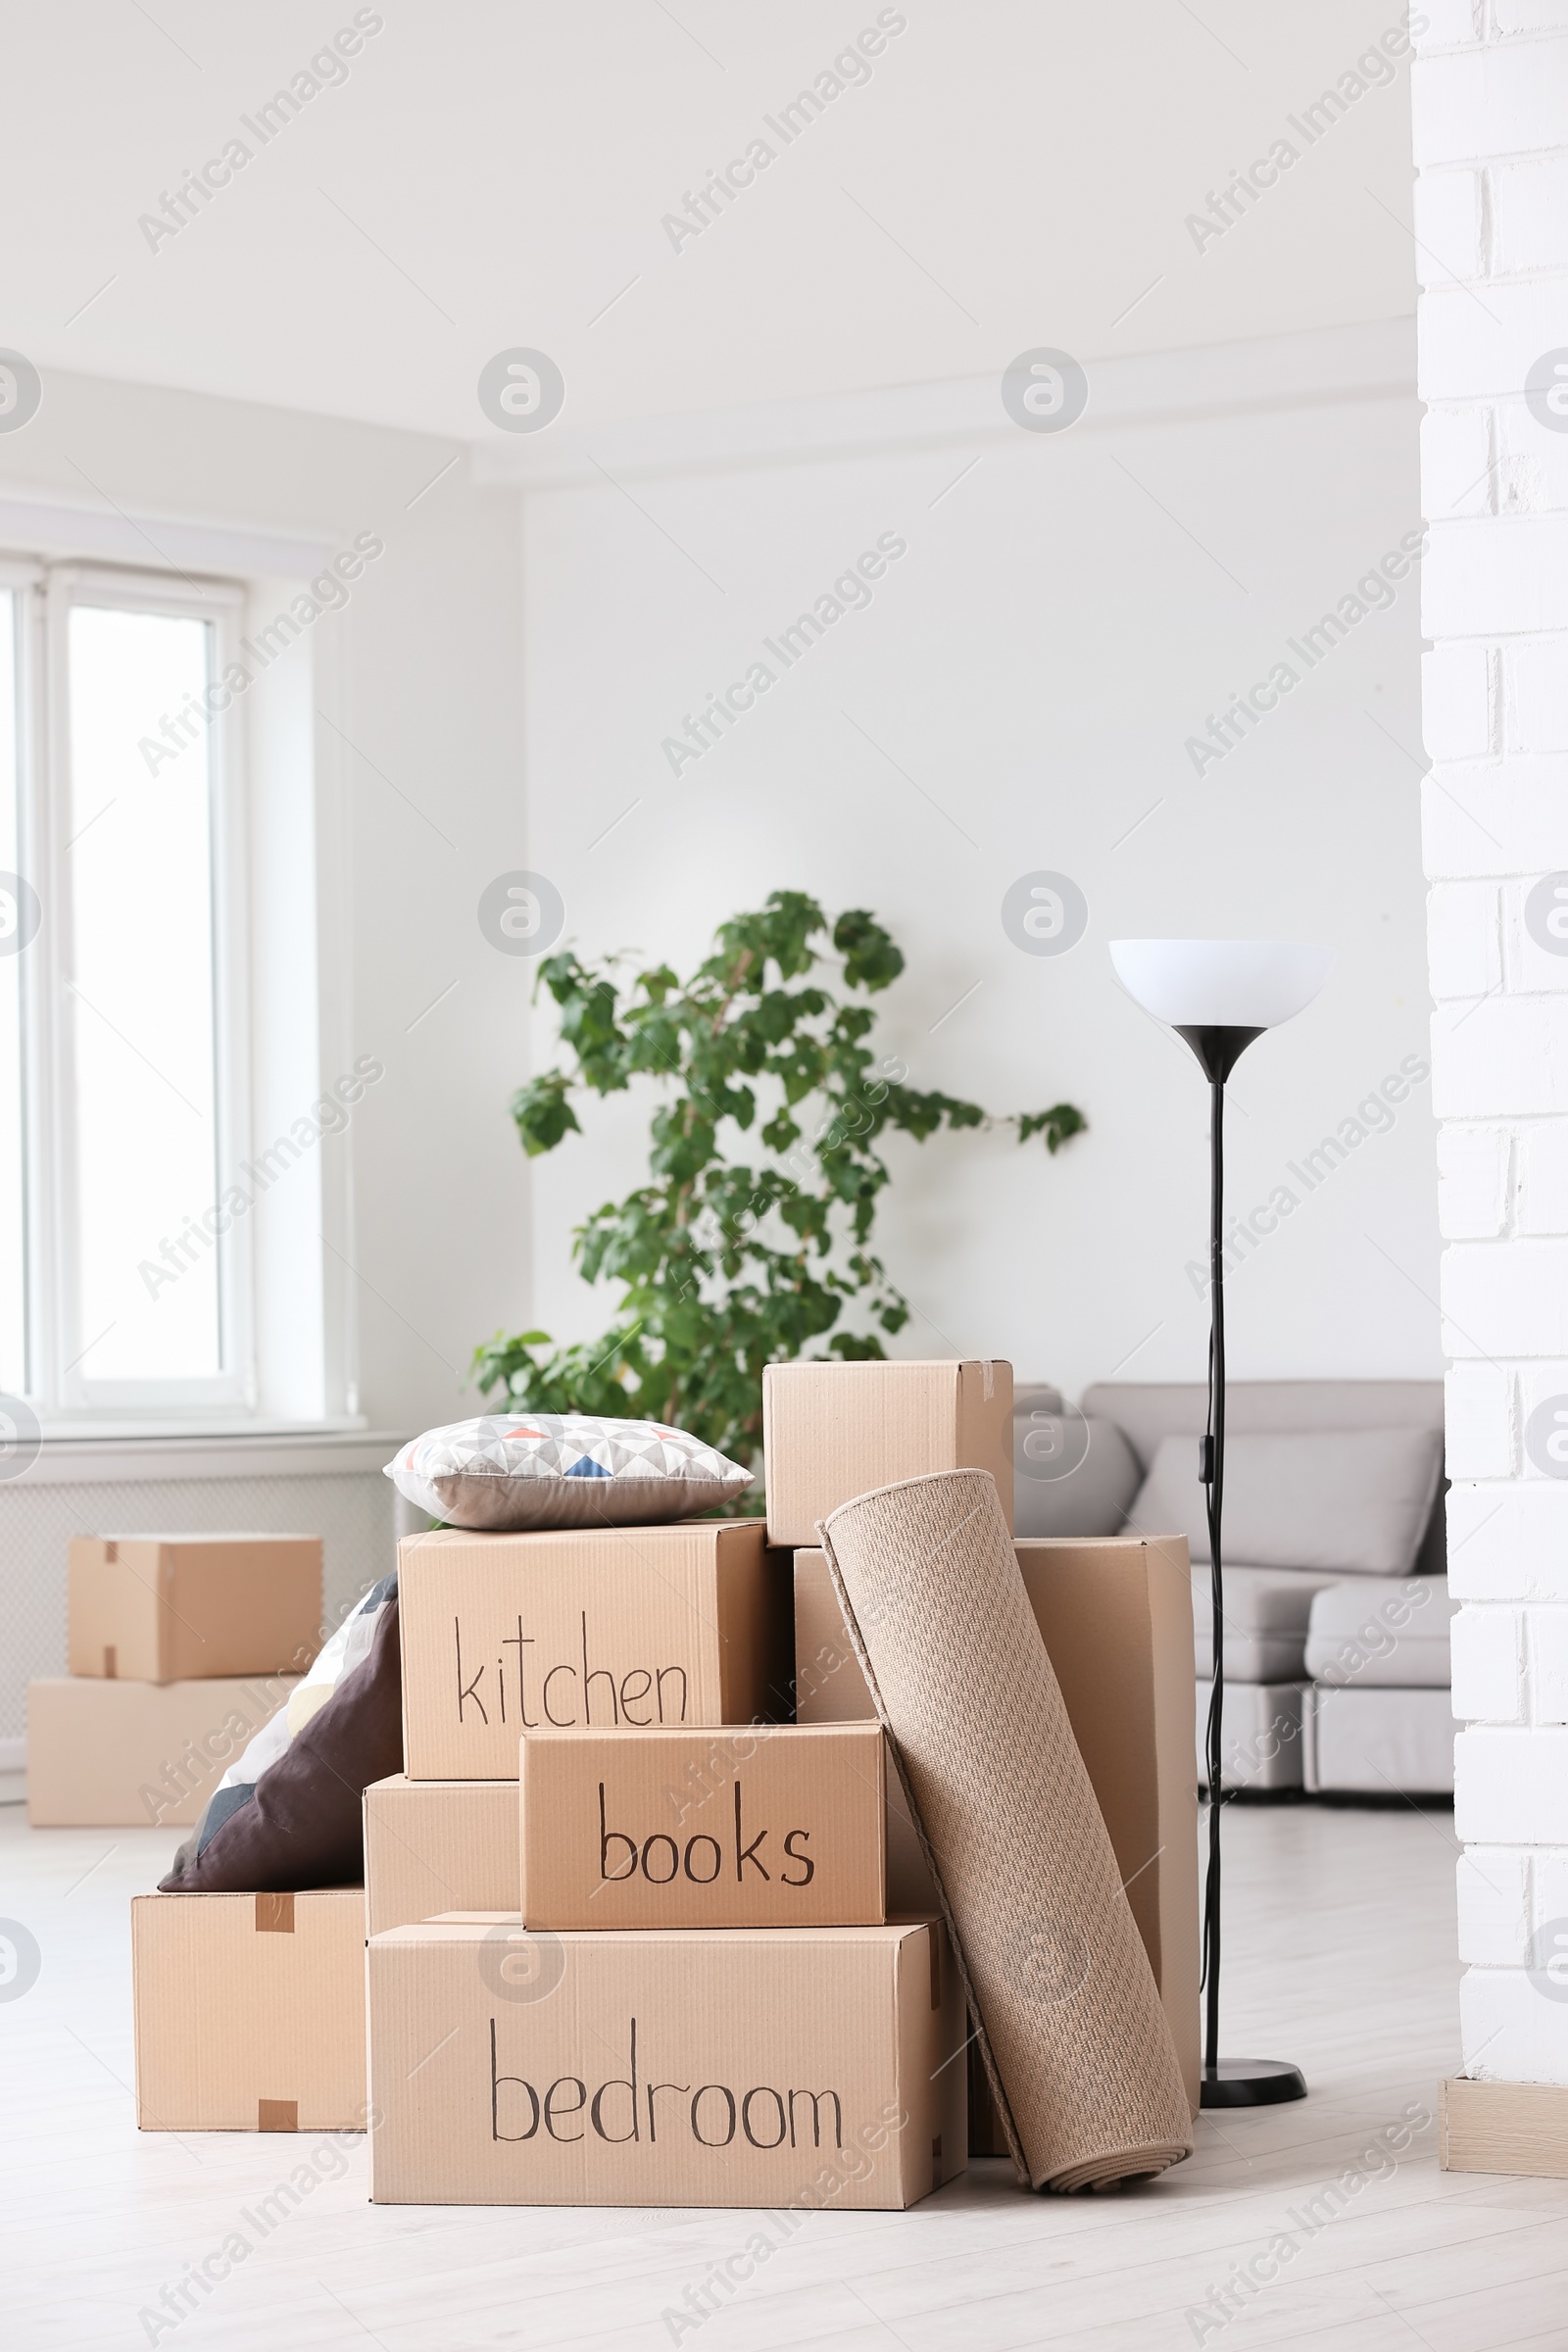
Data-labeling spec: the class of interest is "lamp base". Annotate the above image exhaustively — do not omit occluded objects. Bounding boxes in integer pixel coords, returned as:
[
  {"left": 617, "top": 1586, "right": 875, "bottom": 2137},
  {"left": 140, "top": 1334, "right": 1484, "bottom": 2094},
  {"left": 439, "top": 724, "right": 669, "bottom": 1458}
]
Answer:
[{"left": 1200, "top": 2060, "right": 1308, "bottom": 2109}]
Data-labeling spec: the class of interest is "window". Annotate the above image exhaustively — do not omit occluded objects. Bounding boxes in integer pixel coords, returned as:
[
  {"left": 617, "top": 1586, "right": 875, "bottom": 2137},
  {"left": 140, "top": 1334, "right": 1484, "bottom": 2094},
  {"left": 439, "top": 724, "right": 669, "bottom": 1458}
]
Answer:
[
  {"left": 3, "top": 562, "right": 253, "bottom": 1417},
  {"left": 0, "top": 584, "right": 24, "bottom": 1397}
]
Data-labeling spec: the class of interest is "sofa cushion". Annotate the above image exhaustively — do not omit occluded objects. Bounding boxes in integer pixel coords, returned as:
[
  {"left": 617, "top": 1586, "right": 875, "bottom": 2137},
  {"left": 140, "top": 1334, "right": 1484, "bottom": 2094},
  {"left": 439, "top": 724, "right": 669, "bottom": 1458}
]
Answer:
[
  {"left": 1195, "top": 1678, "right": 1308, "bottom": 1791},
  {"left": 1304, "top": 1575, "right": 1454, "bottom": 1690},
  {"left": 1012, "top": 1404, "right": 1142, "bottom": 1539},
  {"left": 1128, "top": 1427, "right": 1444, "bottom": 1578},
  {"left": 1082, "top": 1380, "right": 1445, "bottom": 1456},
  {"left": 1303, "top": 1685, "right": 1455, "bottom": 1795},
  {"left": 1192, "top": 1565, "right": 1339, "bottom": 1682}
]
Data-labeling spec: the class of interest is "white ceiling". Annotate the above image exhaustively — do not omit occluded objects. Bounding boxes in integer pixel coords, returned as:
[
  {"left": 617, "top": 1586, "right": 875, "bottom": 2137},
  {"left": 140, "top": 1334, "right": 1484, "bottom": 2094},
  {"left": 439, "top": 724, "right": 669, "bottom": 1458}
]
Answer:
[{"left": 4, "top": 0, "right": 1419, "bottom": 443}]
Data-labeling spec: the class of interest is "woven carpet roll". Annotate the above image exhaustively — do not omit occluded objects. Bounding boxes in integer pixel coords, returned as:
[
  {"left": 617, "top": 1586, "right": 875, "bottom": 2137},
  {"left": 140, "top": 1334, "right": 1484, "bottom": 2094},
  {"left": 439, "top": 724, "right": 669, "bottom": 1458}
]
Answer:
[{"left": 820, "top": 1468, "right": 1193, "bottom": 2191}]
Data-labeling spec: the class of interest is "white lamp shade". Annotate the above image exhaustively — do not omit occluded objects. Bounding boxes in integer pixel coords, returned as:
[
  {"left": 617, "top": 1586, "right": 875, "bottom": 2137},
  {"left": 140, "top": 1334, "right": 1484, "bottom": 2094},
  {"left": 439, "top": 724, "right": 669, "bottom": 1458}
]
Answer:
[{"left": 1109, "top": 939, "right": 1333, "bottom": 1029}]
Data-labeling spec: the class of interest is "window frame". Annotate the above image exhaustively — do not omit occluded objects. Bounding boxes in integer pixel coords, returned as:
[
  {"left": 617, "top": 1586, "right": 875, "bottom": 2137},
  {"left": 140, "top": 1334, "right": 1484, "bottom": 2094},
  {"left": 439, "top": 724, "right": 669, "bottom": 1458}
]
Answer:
[
  {"left": 0, "top": 559, "right": 40, "bottom": 1399},
  {"left": 11, "top": 559, "right": 257, "bottom": 1418}
]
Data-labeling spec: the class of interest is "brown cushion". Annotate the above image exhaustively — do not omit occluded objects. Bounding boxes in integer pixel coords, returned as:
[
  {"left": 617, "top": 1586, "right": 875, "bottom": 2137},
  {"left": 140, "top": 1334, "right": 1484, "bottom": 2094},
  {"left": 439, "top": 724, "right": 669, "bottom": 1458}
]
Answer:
[{"left": 159, "top": 1596, "right": 403, "bottom": 1893}]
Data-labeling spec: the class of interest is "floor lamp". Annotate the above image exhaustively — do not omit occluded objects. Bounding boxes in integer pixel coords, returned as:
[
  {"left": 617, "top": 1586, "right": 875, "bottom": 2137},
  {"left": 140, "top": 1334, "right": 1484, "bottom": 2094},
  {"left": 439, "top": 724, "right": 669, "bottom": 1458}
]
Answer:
[{"left": 1109, "top": 937, "right": 1332, "bottom": 2110}]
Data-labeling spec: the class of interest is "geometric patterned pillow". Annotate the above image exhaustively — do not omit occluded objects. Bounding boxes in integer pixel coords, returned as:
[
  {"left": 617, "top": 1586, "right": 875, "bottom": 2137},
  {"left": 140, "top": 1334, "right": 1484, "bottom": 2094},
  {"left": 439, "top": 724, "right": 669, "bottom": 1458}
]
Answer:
[{"left": 382, "top": 1413, "right": 753, "bottom": 1532}]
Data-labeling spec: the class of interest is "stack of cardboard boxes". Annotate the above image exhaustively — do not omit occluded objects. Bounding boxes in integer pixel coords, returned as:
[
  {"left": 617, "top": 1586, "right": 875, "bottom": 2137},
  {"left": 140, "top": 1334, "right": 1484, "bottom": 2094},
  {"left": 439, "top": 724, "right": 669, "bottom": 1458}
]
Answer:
[
  {"left": 28, "top": 1535, "right": 319, "bottom": 1830},
  {"left": 366, "top": 1506, "right": 964, "bottom": 2209},
  {"left": 131, "top": 1360, "right": 1198, "bottom": 2205}
]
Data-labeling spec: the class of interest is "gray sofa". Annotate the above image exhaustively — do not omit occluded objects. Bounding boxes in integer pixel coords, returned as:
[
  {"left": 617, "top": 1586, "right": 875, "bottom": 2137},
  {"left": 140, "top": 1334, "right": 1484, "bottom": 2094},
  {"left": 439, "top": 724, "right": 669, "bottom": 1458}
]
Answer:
[{"left": 1013, "top": 1380, "right": 1453, "bottom": 1796}]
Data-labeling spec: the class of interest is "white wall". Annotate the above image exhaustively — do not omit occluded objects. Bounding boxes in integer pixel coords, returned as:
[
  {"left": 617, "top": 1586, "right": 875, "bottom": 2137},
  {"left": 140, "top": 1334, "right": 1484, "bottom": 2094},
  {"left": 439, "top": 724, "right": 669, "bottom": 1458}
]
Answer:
[
  {"left": 1415, "top": 3, "right": 1568, "bottom": 2088},
  {"left": 520, "top": 327, "right": 1439, "bottom": 1401},
  {"left": 0, "top": 3, "right": 1440, "bottom": 1435},
  {"left": 0, "top": 370, "right": 529, "bottom": 1439}
]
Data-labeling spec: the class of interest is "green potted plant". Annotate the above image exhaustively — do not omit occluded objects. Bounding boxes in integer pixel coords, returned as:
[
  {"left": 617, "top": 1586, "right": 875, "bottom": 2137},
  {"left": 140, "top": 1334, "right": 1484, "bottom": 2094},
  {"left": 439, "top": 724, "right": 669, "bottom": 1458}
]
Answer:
[{"left": 474, "top": 890, "right": 1084, "bottom": 1473}]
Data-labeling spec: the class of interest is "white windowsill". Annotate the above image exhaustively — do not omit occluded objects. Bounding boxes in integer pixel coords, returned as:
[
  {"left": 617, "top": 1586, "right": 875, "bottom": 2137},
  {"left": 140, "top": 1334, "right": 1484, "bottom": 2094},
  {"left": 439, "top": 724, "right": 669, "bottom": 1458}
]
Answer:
[
  {"left": 31, "top": 1415, "right": 370, "bottom": 1442},
  {"left": 11, "top": 1424, "right": 411, "bottom": 1485}
]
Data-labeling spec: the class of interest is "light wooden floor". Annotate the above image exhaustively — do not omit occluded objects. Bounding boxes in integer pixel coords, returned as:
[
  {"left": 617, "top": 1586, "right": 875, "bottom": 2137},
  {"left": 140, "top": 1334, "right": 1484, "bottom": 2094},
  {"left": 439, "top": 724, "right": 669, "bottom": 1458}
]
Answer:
[{"left": 6, "top": 1797, "right": 1568, "bottom": 2352}]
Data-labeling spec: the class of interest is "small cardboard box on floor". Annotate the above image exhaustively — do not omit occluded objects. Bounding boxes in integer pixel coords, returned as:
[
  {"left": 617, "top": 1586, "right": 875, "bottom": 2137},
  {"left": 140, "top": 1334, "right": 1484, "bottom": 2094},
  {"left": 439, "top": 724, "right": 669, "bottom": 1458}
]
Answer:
[
  {"left": 132, "top": 1888, "right": 367, "bottom": 2132},
  {"left": 398, "top": 1519, "right": 790, "bottom": 1780},
  {"left": 794, "top": 1531, "right": 1200, "bottom": 2116},
  {"left": 27, "top": 1672, "right": 298, "bottom": 1827},
  {"left": 68, "top": 1534, "right": 321, "bottom": 1683},
  {"left": 761, "top": 1358, "right": 1013, "bottom": 1546},
  {"left": 367, "top": 1915, "right": 964, "bottom": 2209}
]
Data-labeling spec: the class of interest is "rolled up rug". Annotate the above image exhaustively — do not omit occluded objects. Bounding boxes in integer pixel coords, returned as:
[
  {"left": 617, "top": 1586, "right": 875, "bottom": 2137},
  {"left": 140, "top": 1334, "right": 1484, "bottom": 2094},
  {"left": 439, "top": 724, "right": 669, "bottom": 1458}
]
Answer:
[{"left": 819, "top": 1467, "right": 1193, "bottom": 2191}]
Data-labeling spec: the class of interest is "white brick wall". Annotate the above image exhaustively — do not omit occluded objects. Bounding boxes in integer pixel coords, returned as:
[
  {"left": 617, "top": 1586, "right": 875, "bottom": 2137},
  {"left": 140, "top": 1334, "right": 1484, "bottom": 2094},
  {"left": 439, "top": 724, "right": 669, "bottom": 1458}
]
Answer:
[
  {"left": 1517, "top": 1122, "right": 1568, "bottom": 1229},
  {"left": 1456, "top": 1846, "right": 1531, "bottom": 1963},
  {"left": 1437, "top": 1124, "right": 1510, "bottom": 1234},
  {"left": 1420, "top": 0, "right": 1568, "bottom": 2085},
  {"left": 1451, "top": 1603, "right": 1524, "bottom": 1717},
  {"left": 1508, "top": 641, "right": 1568, "bottom": 748},
  {"left": 1447, "top": 1478, "right": 1568, "bottom": 1598}
]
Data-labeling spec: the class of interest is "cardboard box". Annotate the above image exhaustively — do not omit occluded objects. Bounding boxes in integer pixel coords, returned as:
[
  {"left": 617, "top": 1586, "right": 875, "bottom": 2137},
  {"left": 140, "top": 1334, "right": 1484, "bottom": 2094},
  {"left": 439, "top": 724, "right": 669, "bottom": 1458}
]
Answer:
[
  {"left": 1013, "top": 1538, "right": 1199, "bottom": 2115},
  {"left": 519, "top": 1723, "right": 886, "bottom": 1930},
  {"left": 365, "top": 1774, "right": 520, "bottom": 1936},
  {"left": 368, "top": 1915, "right": 965, "bottom": 2208},
  {"left": 68, "top": 1534, "right": 322, "bottom": 1684},
  {"left": 367, "top": 1729, "right": 885, "bottom": 1939},
  {"left": 762, "top": 1358, "right": 1013, "bottom": 1546},
  {"left": 132, "top": 1888, "right": 367, "bottom": 2131},
  {"left": 26, "top": 1672, "right": 298, "bottom": 1827},
  {"left": 398, "top": 1521, "right": 790, "bottom": 1781},
  {"left": 793, "top": 1549, "right": 877, "bottom": 1728},
  {"left": 790, "top": 1568, "right": 934, "bottom": 1911},
  {"left": 793, "top": 1534, "right": 1200, "bottom": 2114}
]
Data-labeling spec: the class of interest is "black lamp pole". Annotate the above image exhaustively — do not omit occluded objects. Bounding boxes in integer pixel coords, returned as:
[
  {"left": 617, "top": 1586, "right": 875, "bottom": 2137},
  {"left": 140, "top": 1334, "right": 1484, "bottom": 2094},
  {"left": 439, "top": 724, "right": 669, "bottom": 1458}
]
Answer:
[{"left": 1176, "top": 1022, "right": 1307, "bottom": 2111}]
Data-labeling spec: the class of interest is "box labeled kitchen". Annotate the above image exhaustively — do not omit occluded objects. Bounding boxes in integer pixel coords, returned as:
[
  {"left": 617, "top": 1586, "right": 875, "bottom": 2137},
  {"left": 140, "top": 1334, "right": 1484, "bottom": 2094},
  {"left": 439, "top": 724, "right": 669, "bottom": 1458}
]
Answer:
[
  {"left": 368, "top": 1916, "right": 964, "bottom": 2209},
  {"left": 519, "top": 1722, "right": 885, "bottom": 1930},
  {"left": 398, "top": 1521, "right": 788, "bottom": 1781}
]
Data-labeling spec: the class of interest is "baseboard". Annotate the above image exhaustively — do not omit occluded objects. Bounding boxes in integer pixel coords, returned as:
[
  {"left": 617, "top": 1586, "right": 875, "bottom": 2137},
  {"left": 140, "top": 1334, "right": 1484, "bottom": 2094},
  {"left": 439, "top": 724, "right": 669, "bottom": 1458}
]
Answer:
[
  {"left": 1441, "top": 2078, "right": 1568, "bottom": 2177},
  {"left": 0, "top": 1735, "right": 24, "bottom": 1773}
]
